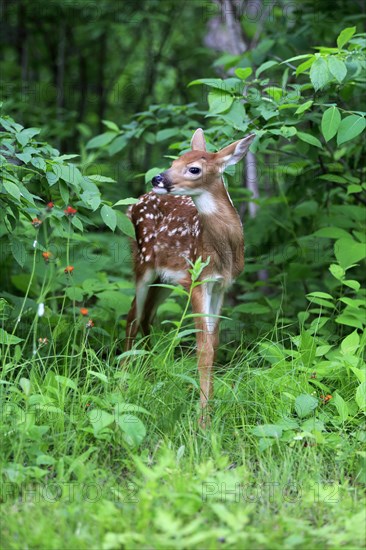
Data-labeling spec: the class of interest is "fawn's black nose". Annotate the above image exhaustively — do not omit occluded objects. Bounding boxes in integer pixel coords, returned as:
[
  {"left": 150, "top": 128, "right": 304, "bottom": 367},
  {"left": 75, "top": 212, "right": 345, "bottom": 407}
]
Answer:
[{"left": 152, "top": 174, "right": 164, "bottom": 186}]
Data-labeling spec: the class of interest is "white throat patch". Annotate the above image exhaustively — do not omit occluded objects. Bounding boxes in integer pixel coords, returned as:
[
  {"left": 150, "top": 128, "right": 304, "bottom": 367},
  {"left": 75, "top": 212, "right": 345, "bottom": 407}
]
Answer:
[{"left": 193, "top": 191, "right": 217, "bottom": 215}]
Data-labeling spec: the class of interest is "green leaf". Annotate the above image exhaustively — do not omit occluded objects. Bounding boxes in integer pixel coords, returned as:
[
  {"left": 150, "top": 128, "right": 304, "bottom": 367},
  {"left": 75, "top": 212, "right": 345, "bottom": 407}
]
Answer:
[
  {"left": 337, "top": 115, "right": 366, "bottom": 145},
  {"left": 15, "top": 128, "right": 41, "bottom": 147},
  {"left": 297, "top": 132, "right": 322, "bottom": 148},
  {"left": 114, "top": 198, "right": 139, "bottom": 206},
  {"left": 318, "top": 173, "right": 347, "bottom": 184},
  {"left": 256, "top": 60, "right": 278, "bottom": 77},
  {"left": 314, "top": 226, "right": 350, "bottom": 239},
  {"left": 55, "top": 375, "right": 78, "bottom": 391},
  {"left": 235, "top": 303, "right": 271, "bottom": 315},
  {"left": 88, "top": 409, "right": 115, "bottom": 435},
  {"left": 116, "top": 211, "right": 135, "bottom": 238},
  {"left": 188, "top": 78, "right": 225, "bottom": 89},
  {"left": 295, "top": 394, "right": 318, "bottom": 418},
  {"left": 356, "top": 382, "right": 366, "bottom": 412},
  {"left": 71, "top": 216, "right": 83, "bottom": 232},
  {"left": 108, "top": 135, "right": 128, "bottom": 155},
  {"left": 88, "top": 175, "right": 116, "bottom": 183},
  {"left": 333, "top": 393, "right": 349, "bottom": 421},
  {"left": 334, "top": 238, "right": 366, "bottom": 269},
  {"left": 101, "top": 204, "right": 117, "bottom": 231},
  {"left": 328, "top": 57, "right": 347, "bottom": 82},
  {"left": 156, "top": 129, "right": 178, "bottom": 142},
  {"left": 86, "top": 132, "right": 116, "bottom": 149},
  {"left": 80, "top": 190, "right": 101, "bottom": 211},
  {"left": 295, "top": 100, "right": 313, "bottom": 114},
  {"left": 337, "top": 26, "right": 356, "bottom": 49},
  {"left": 208, "top": 90, "right": 234, "bottom": 114},
  {"left": 341, "top": 330, "right": 360, "bottom": 355},
  {"left": 102, "top": 120, "right": 120, "bottom": 132},
  {"left": 116, "top": 414, "right": 146, "bottom": 446},
  {"left": 0, "top": 328, "right": 23, "bottom": 345},
  {"left": 252, "top": 424, "right": 283, "bottom": 438},
  {"left": 65, "top": 287, "right": 84, "bottom": 301},
  {"left": 296, "top": 57, "right": 315, "bottom": 76},
  {"left": 321, "top": 107, "right": 341, "bottom": 142},
  {"left": 19, "top": 378, "right": 31, "bottom": 396},
  {"left": 234, "top": 67, "right": 252, "bottom": 80},
  {"left": 310, "top": 57, "right": 331, "bottom": 91},
  {"left": 3, "top": 180, "right": 21, "bottom": 201}
]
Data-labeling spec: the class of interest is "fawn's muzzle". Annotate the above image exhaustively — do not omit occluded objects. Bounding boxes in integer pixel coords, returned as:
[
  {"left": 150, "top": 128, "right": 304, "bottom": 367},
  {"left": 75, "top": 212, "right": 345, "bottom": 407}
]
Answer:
[{"left": 152, "top": 173, "right": 172, "bottom": 193}]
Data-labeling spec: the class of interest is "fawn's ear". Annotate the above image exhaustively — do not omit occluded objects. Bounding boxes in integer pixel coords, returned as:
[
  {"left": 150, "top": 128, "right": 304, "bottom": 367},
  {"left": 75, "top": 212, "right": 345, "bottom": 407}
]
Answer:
[
  {"left": 191, "top": 128, "right": 207, "bottom": 151},
  {"left": 216, "top": 134, "right": 255, "bottom": 166}
]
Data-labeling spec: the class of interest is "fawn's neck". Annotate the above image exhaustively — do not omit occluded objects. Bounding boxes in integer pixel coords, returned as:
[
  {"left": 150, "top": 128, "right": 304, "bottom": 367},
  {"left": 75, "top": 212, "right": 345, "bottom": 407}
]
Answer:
[{"left": 191, "top": 178, "right": 244, "bottom": 279}]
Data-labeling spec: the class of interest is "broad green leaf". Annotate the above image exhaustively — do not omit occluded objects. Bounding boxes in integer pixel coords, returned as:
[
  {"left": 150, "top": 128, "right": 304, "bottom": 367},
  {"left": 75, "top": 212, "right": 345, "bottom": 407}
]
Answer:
[
  {"left": 80, "top": 190, "right": 101, "bottom": 211},
  {"left": 88, "top": 175, "right": 116, "bottom": 183},
  {"left": 252, "top": 424, "right": 283, "bottom": 438},
  {"left": 328, "top": 57, "right": 347, "bottom": 82},
  {"left": 188, "top": 78, "right": 225, "bottom": 89},
  {"left": 87, "top": 370, "right": 108, "bottom": 383},
  {"left": 297, "top": 132, "right": 322, "bottom": 148},
  {"left": 71, "top": 216, "right": 83, "bottom": 232},
  {"left": 234, "top": 67, "right": 252, "bottom": 80},
  {"left": 356, "top": 382, "right": 366, "bottom": 412},
  {"left": 101, "top": 204, "right": 117, "bottom": 231},
  {"left": 329, "top": 263, "right": 345, "bottom": 280},
  {"left": 156, "top": 129, "right": 178, "bottom": 142},
  {"left": 208, "top": 90, "right": 234, "bottom": 114},
  {"left": 336, "top": 313, "right": 363, "bottom": 330},
  {"left": 235, "top": 303, "right": 271, "bottom": 314},
  {"left": 15, "top": 128, "right": 40, "bottom": 147},
  {"left": 321, "top": 107, "right": 341, "bottom": 142},
  {"left": 341, "top": 330, "right": 360, "bottom": 355},
  {"left": 337, "top": 26, "right": 356, "bottom": 49},
  {"left": 299, "top": 330, "right": 317, "bottom": 368},
  {"left": 342, "top": 280, "right": 360, "bottom": 291},
  {"left": 296, "top": 56, "right": 315, "bottom": 76},
  {"left": 3, "top": 181, "right": 21, "bottom": 201},
  {"left": 295, "top": 394, "right": 318, "bottom": 418},
  {"left": 333, "top": 393, "right": 349, "bottom": 421},
  {"left": 310, "top": 57, "right": 331, "bottom": 90},
  {"left": 86, "top": 132, "right": 116, "bottom": 149},
  {"left": 283, "top": 54, "right": 312, "bottom": 63},
  {"left": 19, "top": 378, "right": 31, "bottom": 396},
  {"left": 307, "top": 292, "right": 334, "bottom": 300},
  {"left": 0, "top": 328, "right": 23, "bottom": 345},
  {"left": 318, "top": 173, "right": 347, "bottom": 184},
  {"left": 88, "top": 409, "right": 115, "bottom": 435},
  {"left": 114, "top": 198, "right": 139, "bottom": 206},
  {"left": 55, "top": 375, "right": 78, "bottom": 391},
  {"left": 116, "top": 414, "right": 146, "bottom": 446},
  {"left": 102, "top": 120, "right": 120, "bottom": 132},
  {"left": 116, "top": 211, "right": 135, "bottom": 238},
  {"left": 295, "top": 100, "right": 313, "bottom": 114},
  {"left": 95, "top": 290, "right": 131, "bottom": 314},
  {"left": 334, "top": 238, "right": 366, "bottom": 269},
  {"left": 65, "top": 287, "right": 84, "bottom": 301},
  {"left": 313, "top": 226, "right": 350, "bottom": 239},
  {"left": 256, "top": 60, "right": 278, "bottom": 77},
  {"left": 108, "top": 135, "right": 128, "bottom": 155},
  {"left": 337, "top": 115, "right": 366, "bottom": 145}
]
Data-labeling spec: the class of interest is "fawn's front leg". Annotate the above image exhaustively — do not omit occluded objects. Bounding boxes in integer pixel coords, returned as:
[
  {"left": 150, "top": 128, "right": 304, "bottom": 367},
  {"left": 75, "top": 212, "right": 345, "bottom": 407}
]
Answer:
[{"left": 191, "top": 283, "right": 224, "bottom": 427}]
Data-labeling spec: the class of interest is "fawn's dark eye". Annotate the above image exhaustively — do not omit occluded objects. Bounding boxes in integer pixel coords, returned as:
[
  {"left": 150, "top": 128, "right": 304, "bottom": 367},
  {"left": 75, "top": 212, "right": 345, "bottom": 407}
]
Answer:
[{"left": 188, "top": 167, "right": 201, "bottom": 175}]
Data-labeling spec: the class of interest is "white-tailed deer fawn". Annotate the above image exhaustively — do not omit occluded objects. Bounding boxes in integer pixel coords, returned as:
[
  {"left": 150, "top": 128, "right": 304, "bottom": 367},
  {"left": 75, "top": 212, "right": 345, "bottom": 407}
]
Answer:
[{"left": 125, "top": 129, "right": 255, "bottom": 425}]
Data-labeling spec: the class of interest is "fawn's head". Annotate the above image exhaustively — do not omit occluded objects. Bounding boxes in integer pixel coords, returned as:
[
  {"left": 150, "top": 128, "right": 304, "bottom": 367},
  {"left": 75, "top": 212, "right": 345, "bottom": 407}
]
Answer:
[{"left": 152, "top": 129, "right": 255, "bottom": 197}]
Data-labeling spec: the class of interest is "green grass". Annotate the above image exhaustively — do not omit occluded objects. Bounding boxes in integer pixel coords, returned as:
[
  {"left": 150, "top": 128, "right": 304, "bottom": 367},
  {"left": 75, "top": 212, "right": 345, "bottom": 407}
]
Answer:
[{"left": 1, "top": 321, "right": 365, "bottom": 549}]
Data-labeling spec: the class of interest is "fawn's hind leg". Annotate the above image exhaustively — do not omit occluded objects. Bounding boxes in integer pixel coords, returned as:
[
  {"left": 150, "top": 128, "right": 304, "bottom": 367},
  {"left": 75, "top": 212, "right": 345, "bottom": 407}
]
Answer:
[{"left": 124, "top": 269, "right": 156, "bottom": 351}]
